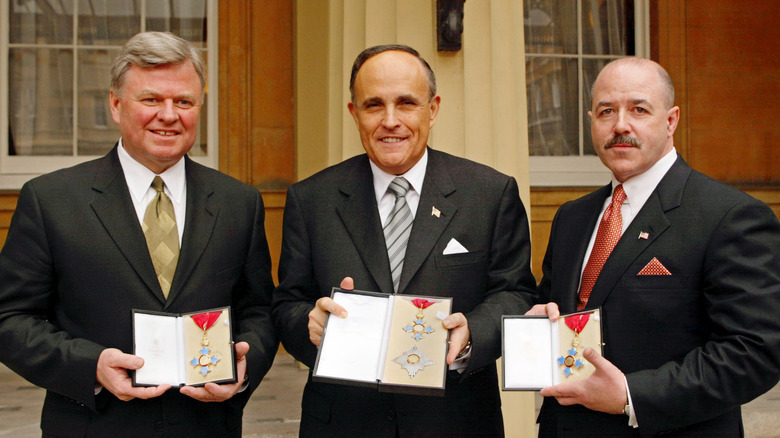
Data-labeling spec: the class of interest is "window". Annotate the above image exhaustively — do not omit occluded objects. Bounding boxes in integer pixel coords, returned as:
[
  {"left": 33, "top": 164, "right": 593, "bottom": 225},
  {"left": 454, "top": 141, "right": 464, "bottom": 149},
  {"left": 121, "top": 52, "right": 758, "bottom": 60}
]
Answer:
[
  {"left": 525, "top": 0, "right": 649, "bottom": 186},
  {"left": 1, "top": 0, "right": 217, "bottom": 189}
]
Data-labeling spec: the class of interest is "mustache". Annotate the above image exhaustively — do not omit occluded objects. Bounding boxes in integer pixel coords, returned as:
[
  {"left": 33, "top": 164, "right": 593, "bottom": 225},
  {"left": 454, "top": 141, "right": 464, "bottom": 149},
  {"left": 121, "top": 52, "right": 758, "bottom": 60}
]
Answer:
[{"left": 604, "top": 135, "right": 641, "bottom": 148}]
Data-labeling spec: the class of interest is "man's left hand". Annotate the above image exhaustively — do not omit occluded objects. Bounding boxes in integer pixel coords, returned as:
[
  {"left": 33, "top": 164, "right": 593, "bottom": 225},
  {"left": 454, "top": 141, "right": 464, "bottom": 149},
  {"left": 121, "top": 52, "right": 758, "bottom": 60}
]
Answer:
[
  {"left": 539, "top": 347, "right": 627, "bottom": 414},
  {"left": 180, "top": 341, "right": 250, "bottom": 402},
  {"left": 442, "top": 313, "right": 470, "bottom": 365}
]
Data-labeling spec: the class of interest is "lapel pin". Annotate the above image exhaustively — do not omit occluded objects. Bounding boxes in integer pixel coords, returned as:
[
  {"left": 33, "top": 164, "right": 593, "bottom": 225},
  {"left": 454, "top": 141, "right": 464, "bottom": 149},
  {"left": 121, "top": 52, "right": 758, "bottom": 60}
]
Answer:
[
  {"left": 431, "top": 206, "right": 441, "bottom": 218},
  {"left": 638, "top": 231, "right": 649, "bottom": 240}
]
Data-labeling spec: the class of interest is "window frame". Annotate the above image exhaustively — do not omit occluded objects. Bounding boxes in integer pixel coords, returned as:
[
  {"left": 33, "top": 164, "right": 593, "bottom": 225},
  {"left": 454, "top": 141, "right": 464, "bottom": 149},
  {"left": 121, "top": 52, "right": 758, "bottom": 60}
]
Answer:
[
  {"left": 0, "top": 0, "right": 218, "bottom": 189},
  {"left": 528, "top": 0, "right": 650, "bottom": 187}
]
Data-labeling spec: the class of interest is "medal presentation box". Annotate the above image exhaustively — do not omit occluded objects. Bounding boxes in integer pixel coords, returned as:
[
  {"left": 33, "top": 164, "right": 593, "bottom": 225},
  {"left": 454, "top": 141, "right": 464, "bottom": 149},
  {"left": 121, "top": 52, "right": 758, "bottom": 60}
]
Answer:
[
  {"left": 312, "top": 288, "right": 452, "bottom": 396},
  {"left": 502, "top": 309, "right": 602, "bottom": 390},
  {"left": 132, "top": 306, "right": 237, "bottom": 387}
]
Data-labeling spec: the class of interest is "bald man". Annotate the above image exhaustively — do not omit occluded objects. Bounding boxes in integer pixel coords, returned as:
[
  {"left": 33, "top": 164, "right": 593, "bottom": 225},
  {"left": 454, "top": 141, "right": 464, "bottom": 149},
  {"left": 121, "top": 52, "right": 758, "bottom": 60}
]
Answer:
[{"left": 530, "top": 58, "right": 780, "bottom": 437}]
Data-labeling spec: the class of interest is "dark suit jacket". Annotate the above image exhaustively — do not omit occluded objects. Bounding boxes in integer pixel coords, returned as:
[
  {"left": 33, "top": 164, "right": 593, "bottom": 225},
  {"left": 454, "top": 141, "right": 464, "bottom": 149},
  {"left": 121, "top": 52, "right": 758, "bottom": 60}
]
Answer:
[
  {"left": 272, "top": 148, "right": 537, "bottom": 437},
  {"left": 0, "top": 147, "right": 278, "bottom": 437},
  {"left": 537, "top": 157, "right": 780, "bottom": 437}
]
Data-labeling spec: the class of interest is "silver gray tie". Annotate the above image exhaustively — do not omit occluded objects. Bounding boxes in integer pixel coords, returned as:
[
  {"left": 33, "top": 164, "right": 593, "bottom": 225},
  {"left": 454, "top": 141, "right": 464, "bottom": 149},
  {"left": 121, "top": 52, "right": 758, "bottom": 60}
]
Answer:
[{"left": 384, "top": 177, "right": 413, "bottom": 293}]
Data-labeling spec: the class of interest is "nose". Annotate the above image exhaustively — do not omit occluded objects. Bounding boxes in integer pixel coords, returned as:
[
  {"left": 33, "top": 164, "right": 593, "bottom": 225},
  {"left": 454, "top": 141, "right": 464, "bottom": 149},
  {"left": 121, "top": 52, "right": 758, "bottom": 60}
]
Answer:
[
  {"left": 613, "top": 110, "right": 630, "bottom": 134},
  {"left": 381, "top": 105, "right": 401, "bottom": 129},
  {"left": 157, "top": 99, "right": 179, "bottom": 123}
]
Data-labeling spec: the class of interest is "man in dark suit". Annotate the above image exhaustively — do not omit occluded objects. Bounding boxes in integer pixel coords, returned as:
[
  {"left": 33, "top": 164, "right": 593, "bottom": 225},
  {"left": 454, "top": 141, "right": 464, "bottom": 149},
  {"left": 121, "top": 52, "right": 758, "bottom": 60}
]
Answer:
[
  {"left": 0, "top": 32, "right": 277, "bottom": 437},
  {"left": 272, "top": 45, "right": 537, "bottom": 436},
  {"left": 531, "top": 58, "right": 780, "bottom": 436}
]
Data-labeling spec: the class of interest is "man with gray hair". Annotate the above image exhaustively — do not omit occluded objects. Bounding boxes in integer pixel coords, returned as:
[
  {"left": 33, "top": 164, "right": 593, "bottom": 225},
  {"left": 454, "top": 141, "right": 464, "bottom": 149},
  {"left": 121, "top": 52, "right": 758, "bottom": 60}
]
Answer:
[{"left": 0, "top": 31, "right": 277, "bottom": 437}]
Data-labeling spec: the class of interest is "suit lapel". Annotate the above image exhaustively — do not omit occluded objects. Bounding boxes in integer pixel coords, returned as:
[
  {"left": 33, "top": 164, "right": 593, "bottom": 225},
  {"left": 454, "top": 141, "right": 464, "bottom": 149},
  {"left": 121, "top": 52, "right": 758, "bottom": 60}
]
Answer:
[
  {"left": 398, "top": 151, "right": 456, "bottom": 294},
  {"left": 556, "top": 185, "right": 611, "bottom": 313},
  {"left": 166, "top": 158, "right": 218, "bottom": 307},
  {"left": 335, "top": 158, "right": 395, "bottom": 294},
  {"left": 90, "top": 148, "right": 165, "bottom": 303},
  {"left": 584, "top": 157, "right": 690, "bottom": 310}
]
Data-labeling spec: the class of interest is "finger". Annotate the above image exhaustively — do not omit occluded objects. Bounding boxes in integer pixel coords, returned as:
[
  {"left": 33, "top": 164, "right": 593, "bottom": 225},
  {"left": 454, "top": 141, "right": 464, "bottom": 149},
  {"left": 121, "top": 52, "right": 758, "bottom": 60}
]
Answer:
[
  {"left": 442, "top": 312, "right": 466, "bottom": 330},
  {"left": 234, "top": 341, "right": 250, "bottom": 360},
  {"left": 524, "top": 304, "right": 548, "bottom": 316},
  {"left": 317, "top": 297, "right": 347, "bottom": 318},
  {"left": 339, "top": 277, "right": 355, "bottom": 290},
  {"left": 582, "top": 347, "right": 602, "bottom": 367},
  {"left": 545, "top": 302, "right": 561, "bottom": 321},
  {"left": 133, "top": 384, "right": 171, "bottom": 400},
  {"left": 103, "top": 348, "right": 144, "bottom": 371}
]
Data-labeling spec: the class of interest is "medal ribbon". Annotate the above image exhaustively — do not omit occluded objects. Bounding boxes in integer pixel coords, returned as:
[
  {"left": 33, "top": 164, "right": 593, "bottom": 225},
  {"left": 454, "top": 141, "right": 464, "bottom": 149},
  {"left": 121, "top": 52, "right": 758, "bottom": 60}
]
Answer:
[
  {"left": 192, "top": 311, "right": 222, "bottom": 331},
  {"left": 411, "top": 298, "right": 434, "bottom": 309},
  {"left": 564, "top": 313, "right": 589, "bottom": 334}
]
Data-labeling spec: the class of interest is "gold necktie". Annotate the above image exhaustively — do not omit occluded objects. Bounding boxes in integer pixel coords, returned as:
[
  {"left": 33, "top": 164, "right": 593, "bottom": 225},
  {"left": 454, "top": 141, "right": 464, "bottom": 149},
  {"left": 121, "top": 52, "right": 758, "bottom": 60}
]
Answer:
[{"left": 142, "top": 176, "right": 179, "bottom": 298}]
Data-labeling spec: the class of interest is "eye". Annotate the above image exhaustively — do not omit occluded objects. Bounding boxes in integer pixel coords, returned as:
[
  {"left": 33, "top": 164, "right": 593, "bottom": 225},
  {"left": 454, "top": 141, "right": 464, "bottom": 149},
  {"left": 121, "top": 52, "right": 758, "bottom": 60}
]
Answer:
[
  {"left": 141, "top": 97, "right": 159, "bottom": 105},
  {"left": 600, "top": 108, "right": 613, "bottom": 116},
  {"left": 635, "top": 107, "right": 647, "bottom": 113},
  {"left": 176, "top": 100, "right": 194, "bottom": 109}
]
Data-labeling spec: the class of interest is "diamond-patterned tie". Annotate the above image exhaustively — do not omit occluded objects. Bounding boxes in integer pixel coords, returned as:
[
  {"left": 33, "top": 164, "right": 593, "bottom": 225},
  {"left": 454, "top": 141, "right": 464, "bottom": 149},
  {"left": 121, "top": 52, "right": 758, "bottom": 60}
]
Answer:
[
  {"left": 577, "top": 184, "right": 626, "bottom": 310},
  {"left": 142, "top": 176, "right": 179, "bottom": 298},
  {"left": 384, "top": 177, "right": 413, "bottom": 293}
]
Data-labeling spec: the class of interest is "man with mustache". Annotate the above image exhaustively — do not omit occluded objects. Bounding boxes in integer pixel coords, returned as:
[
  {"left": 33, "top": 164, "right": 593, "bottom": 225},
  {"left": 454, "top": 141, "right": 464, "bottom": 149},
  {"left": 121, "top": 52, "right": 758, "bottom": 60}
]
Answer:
[{"left": 530, "top": 58, "right": 780, "bottom": 436}]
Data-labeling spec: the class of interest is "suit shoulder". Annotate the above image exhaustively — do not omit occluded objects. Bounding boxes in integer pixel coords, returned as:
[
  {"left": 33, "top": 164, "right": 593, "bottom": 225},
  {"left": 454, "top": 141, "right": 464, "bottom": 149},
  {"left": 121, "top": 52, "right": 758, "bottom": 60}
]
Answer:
[
  {"left": 289, "top": 154, "right": 368, "bottom": 193},
  {"left": 431, "top": 149, "right": 511, "bottom": 181},
  {"left": 187, "top": 160, "right": 259, "bottom": 197}
]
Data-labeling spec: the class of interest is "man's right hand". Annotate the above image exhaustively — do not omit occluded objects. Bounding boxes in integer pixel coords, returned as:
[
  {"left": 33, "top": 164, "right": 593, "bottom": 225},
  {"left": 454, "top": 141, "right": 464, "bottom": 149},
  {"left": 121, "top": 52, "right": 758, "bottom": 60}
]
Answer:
[
  {"left": 96, "top": 348, "right": 170, "bottom": 401},
  {"left": 307, "top": 277, "right": 352, "bottom": 346}
]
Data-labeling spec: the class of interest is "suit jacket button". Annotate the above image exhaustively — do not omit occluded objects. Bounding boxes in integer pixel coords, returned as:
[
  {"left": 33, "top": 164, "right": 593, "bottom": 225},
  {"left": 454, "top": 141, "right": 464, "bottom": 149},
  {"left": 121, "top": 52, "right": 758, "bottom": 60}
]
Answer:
[
  {"left": 154, "top": 420, "right": 164, "bottom": 432},
  {"left": 386, "top": 410, "right": 397, "bottom": 421}
]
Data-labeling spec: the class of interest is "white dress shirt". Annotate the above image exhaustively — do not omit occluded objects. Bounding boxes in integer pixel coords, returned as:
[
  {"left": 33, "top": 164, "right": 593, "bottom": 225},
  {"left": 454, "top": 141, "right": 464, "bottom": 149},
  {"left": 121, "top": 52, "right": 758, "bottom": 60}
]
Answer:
[{"left": 116, "top": 139, "right": 187, "bottom": 245}]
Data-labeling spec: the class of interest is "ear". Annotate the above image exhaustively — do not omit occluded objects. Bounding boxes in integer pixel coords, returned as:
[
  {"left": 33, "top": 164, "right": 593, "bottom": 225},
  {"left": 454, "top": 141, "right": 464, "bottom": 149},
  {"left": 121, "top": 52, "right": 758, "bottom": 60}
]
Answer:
[
  {"left": 428, "top": 95, "right": 441, "bottom": 128},
  {"left": 347, "top": 101, "right": 360, "bottom": 127},
  {"left": 109, "top": 90, "right": 121, "bottom": 125},
  {"left": 666, "top": 106, "right": 680, "bottom": 137}
]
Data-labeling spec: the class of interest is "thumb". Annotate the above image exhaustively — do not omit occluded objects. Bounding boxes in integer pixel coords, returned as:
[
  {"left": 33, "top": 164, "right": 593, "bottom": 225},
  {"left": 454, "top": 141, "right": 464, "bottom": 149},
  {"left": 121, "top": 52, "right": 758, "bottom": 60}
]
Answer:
[
  {"left": 234, "top": 341, "right": 250, "bottom": 359},
  {"left": 340, "top": 276, "right": 355, "bottom": 290},
  {"left": 114, "top": 351, "right": 144, "bottom": 370},
  {"left": 582, "top": 347, "right": 602, "bottom": 367}
]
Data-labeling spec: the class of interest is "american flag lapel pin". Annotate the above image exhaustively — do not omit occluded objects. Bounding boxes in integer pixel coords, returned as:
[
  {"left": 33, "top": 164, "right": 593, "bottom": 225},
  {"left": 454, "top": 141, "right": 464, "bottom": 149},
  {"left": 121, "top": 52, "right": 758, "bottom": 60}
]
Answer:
[
  {"left": 638, "top": 231, "right": 649, "bottom": 240},
  {"left": 431, "top": 206, "right": 441, "bottom": 218}
]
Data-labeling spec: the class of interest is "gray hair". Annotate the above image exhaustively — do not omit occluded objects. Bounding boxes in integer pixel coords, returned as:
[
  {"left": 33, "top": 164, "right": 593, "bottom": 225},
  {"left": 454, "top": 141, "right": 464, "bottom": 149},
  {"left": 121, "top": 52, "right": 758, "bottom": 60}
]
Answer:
[
  {"left": 110, "top": 31, "right": 205, "bottom": 96},
  {"left": 349, "top": 44, "right": 437, "bottom": 103}
]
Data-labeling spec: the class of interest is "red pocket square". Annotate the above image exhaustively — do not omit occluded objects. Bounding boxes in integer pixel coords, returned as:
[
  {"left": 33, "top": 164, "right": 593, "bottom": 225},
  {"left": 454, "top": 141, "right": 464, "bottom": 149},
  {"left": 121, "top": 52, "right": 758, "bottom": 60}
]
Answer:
[{"left": 637, "top": 257, "right": 672, "bottom": 275}]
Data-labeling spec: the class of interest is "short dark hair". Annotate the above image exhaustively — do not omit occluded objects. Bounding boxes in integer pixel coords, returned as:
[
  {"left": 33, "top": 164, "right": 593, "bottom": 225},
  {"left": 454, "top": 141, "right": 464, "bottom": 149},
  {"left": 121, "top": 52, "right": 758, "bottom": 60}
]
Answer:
[{"left": 349, "top": 44, "right": 437, "bottom": 103}]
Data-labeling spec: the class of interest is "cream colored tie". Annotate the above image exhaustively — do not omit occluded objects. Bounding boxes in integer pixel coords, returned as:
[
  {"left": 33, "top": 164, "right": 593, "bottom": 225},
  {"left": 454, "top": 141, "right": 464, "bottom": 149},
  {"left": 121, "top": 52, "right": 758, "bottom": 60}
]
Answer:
[{"left": 142, "top": 176, "right": 179, "bottom": 298}]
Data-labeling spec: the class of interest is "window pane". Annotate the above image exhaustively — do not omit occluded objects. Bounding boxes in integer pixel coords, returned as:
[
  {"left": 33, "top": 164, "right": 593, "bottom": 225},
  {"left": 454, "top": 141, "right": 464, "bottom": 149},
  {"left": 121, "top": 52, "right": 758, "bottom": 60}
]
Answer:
[
  {"left": 582, "top": 0, "right": 634, "bottom": 56},
  {"left": 9, "top": 49, "right": 74, "bottom": 156},
  {"left": 78, "top": 0, "right": 140, "bottom": 46},
  {"left": 10, "top": 1, "right": 74, "bottom": 44},
  {"left": 189, "top": 53, "right": 208, "bottom": 157},
  {"left": 524, "top": 0, "right": 577, "bottom": 55},
  {"left": 146, "top": 0, "right": 207, "bottom": 48},
  {"left": 527, "top": 57, "right": 579, "bottom": 156},
  {"left": 581, "top": 58, "right": 613, "bottom": 156},
  {"left": 77, "top": 50, "right": 119, "bottom": 155}
]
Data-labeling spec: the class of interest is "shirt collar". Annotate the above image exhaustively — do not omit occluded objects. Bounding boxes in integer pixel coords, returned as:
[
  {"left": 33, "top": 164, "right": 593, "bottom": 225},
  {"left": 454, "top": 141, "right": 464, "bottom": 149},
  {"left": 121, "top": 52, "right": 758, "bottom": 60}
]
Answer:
[
  {"left": 117, "top": 138, "right": 187, "bottom": 206},
  {"left": 369, "top": 148, "right": 428, "bottom": 201},
  {"left": 613, "top": 148, "right": 677, "bottom": 214}
]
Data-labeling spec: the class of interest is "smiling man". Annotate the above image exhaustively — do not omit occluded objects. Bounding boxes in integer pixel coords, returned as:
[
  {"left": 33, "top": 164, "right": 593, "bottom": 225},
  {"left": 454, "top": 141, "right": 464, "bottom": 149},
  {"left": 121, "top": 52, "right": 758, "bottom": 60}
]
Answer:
[
  {"left": 0, "top": 32, "right": 277, "bottom": 437},
  {"left": 272, "top": 45, "right": 537, "bottom": 437},
  {"left": 530, "top": 58, "right": 780, "bottom": 436}
]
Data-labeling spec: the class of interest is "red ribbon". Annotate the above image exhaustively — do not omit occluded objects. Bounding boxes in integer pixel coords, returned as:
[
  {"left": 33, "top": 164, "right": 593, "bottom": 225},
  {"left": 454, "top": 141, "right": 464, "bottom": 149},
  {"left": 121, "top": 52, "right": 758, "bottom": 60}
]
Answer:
[
  {"left": 564, "top": 313, "right": 590, "bottom": 334},
  {"left": 191, "top": 311, "right": 222, "bottom": 331},
  {"left": 411, "top": 298, "right": 434, "bottom": 309}
]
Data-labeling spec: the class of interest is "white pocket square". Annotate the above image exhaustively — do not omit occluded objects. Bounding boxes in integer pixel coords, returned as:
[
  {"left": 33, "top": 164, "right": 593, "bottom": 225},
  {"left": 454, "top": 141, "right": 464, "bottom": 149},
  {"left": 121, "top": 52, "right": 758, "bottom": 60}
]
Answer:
[{"left": 443, "top": 238, "right": 468, "bottom": 255}]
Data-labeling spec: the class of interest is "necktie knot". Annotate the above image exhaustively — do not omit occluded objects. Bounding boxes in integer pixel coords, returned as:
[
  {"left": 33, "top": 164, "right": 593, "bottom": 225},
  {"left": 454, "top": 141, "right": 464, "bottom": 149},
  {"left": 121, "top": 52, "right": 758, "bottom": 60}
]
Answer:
[
  {"left": 388, "top": 177, "right": 410, "bottom": 198},
  {"left": 151, "top": 176, "right": 165, "bottom": 194}
]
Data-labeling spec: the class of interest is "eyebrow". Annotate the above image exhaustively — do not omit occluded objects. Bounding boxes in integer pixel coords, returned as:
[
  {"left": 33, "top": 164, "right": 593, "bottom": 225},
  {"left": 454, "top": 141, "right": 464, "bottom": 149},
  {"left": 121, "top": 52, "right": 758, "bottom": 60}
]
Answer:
[
  {"left": 137, "top": 89, "right": 199, "bottom": 101},
  {"left": 595, "top": 98, "right": 652, "bottom": 108}
]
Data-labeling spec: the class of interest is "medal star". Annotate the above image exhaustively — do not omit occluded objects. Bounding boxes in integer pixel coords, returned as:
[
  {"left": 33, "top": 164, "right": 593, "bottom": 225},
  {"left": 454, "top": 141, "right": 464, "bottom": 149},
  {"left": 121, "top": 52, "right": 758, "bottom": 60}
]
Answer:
[
  {"left": 200, "top": 346, "right": 211, "bottom": 356},
  {"left": 574, "top": 359, "right": 584, "bottom": 369},
  {"left": 568, "top": 347, "right": 577, "bottom": 356},
  {"left": 199, "top": 366, "right": 211, "bottom": 376}
]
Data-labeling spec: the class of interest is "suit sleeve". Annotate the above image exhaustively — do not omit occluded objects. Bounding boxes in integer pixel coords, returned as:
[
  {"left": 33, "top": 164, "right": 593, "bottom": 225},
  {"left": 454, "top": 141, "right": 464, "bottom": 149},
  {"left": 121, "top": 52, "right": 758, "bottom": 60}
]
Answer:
[
  {"left": 627, "top": 198, "right": 780, "bottom": 435},
  {"left": 272, "top": 185, "right": 320, "bottom": 368},
  {"left": 232, "top": 189, "right": 279, "bottom": 397},
  {"left": 0, "top": 182, "right": 105, "bottom": 410},
  {"left": 463, "top": 176, "right": 538, "bottom": 373}
]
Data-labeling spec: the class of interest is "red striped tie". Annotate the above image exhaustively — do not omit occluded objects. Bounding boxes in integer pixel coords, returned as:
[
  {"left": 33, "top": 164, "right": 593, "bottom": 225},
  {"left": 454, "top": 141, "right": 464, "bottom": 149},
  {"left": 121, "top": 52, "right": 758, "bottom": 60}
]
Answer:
[{"left": 578, "top": 185, "right": 626, "bottom": 310}]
